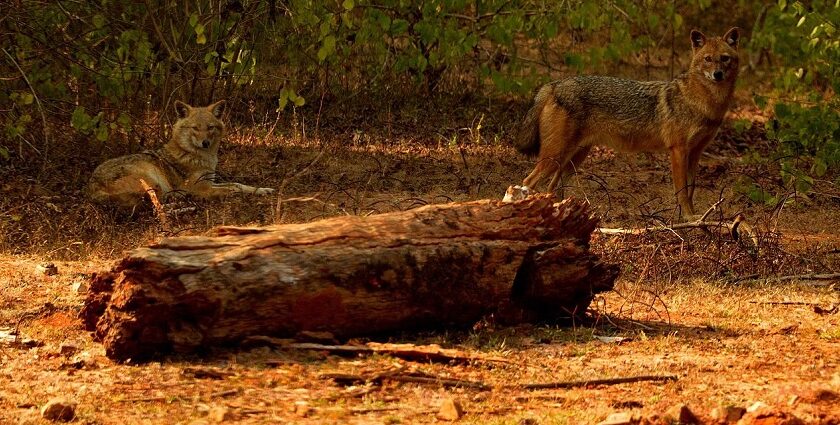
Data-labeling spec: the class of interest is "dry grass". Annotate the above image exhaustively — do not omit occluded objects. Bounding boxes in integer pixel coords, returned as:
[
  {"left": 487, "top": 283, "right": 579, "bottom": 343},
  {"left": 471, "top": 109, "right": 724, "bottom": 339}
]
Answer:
[
  {"left": 1, "top": 258, "right": 839, "bottom": 424},
  {"left": 2, "top": 77, "right": 840, "bottom": 424}
]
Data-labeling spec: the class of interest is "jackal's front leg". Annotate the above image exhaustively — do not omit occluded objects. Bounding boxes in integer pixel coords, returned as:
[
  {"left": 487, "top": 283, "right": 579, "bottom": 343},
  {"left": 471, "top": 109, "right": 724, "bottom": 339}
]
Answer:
[
  {"left": 669, "top": 147, "right": 694, "bottom": 217},
  {"left": 211, "top": 182, "right": 275, "bottom": 196},
  {"left": 190, "top": 180, "right": 275, "bottom": 198}
]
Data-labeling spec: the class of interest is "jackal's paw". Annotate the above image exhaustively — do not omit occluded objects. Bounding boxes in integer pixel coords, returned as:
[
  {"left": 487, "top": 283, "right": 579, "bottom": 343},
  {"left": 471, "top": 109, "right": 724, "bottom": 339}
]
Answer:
[
  {"left": 255, "top": 187, "right": 276, "bottom": 195},
  {"left": 502, "top": 185, "right": 531, "bottom": 203}
]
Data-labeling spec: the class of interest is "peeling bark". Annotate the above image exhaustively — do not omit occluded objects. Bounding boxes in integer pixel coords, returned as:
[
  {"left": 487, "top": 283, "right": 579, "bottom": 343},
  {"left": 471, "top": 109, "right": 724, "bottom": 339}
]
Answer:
[{"left": 81, "top": 195, "right": 618, "bottom": 362}]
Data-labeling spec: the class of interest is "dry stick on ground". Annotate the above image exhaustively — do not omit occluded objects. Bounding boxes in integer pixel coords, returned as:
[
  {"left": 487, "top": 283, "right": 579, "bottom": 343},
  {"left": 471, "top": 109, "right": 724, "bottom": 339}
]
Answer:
[
  {"left": 270, "top": 341, "right": 515, "bottom": 364},
  {"left": 598, "top": 199, "right": 759, "bottom": 247},
  {"left": 513, "top": 374, "right": 679, "bottom": 390},
  {"left": 139, "top": 179, "right": 168, "bottom": 230},
  {"left": 321, "top": 371, "right": 492, "bottom": 391},
  {"left": 322, "top": 370, "right": 677, "bottom": 392}
]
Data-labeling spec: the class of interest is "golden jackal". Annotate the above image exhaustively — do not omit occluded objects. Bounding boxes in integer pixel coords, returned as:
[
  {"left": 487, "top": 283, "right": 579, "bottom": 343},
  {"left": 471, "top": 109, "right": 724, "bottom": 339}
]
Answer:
[
  {"left": 87, "top": 100, "right": 275, "bottom": 209},
  {"left": 516, "top": 27, "right": 740, "bottom": 216}
]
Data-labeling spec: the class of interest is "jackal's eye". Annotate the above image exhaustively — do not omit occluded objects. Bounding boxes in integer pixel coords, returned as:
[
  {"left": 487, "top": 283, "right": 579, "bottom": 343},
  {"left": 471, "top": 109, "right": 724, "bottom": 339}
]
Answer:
[
  {"left": 704, "top": 55, "right": 712, "bottom": 62},
  {"left": 720, "top": 55, "right": 730, "bottom": 63}
]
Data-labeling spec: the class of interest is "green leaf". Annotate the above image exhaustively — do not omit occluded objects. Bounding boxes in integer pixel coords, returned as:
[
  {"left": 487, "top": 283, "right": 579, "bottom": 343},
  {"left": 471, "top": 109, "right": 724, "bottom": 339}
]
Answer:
[
  {"left": 71, "top": 107, "right": 92, "bottom": 132},
  {"left": 277, "top": 88, "right": 289, "bottom": 111},
  {"left": 342, "top": 0, "right": 354, "bottom": 11},
  {"left": 189, "top": 13, "right": 198, "bottom": 28},
  {"left": 95, "top": 125, "right": 109, "bottom": 142},
  {"left": 93, "top": 14, "right": 105, "bottom": 29},
  {"left": 391, "top": 19, "right": 409, "bottom": 35}
]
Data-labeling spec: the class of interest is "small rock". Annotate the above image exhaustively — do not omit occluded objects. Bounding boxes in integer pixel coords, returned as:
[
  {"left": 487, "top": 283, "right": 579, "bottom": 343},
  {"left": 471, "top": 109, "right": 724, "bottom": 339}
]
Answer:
[
  {"left": 294, "top": 330, "right": 338, "bottom": 344},
  {"left": 518, "top": 419, "right": 539, "bottom": 425},
  {"left": 664, "top": 403, "right": 699, "bottom": 424},
  {"left": 737, "top": 408, "right": 805, "bottom": 425},
  {"left": 35, "top": 263, "right": 58, "bottom": 276},
  {"left": 40, "top": 397, "right": 76, "bottom": 422},
  {"left": 293, "top": 401, "right": 311, "bottom": 417},
  {"left": 597, "top": 412, "right": 637, "bottom": 425},
  {"left": 746, "top": 401, "right": 768, "bottom": 413},
  {"left": 17, "top": 410, "right": 41, "bottom": 425},
  {"left": 711, "top": 405, "right": 746, "bottom": 422},
  {"left": 207, "top": 406, "right": 233, "bottom": 423},
  {"left": 72, "top": 280, "right": 88, "bottom": 294},
  {"left": 58, "top": 342, "right": 78, "bottom": 356},
  {"left": 437, "top": 397, "right": 464, "bottom": 421}
]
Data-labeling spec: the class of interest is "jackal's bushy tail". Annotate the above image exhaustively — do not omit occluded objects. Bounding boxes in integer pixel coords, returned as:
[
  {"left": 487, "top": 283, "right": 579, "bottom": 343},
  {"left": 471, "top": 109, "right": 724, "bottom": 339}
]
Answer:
[{"left": 515, "top": 85, "right": 551, "bottom": 157}]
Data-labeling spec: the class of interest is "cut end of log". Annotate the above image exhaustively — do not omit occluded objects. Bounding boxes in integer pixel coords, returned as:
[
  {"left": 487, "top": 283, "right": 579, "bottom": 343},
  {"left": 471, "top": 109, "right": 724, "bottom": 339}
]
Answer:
[{"left": 81, "top": 195, "right": 619, "bottom": 362}]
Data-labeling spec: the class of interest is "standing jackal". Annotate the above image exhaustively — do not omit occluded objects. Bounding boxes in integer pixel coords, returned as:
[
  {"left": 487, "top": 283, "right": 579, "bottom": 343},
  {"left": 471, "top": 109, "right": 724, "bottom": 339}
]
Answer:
[
  {"left": 516, "top": 27, "right": 740, "bottom": 216},
  {"left": 87, "top": 100, "right": 275, "bottom": 210}
]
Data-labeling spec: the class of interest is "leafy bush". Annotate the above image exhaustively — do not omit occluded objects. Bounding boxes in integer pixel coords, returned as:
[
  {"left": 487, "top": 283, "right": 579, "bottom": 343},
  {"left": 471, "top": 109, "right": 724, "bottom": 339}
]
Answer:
[
  {"left": 2, "top": 0, "right": 727, "bottom": 158},
  {"left": 753, "top": 1, "right": 840, "bottom": 198}
]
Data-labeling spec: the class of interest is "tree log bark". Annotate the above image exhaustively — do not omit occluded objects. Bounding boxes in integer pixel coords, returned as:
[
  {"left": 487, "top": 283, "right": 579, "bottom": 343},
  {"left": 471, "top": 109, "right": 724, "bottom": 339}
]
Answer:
[{"left": 81, "top": 195, "right": 619, "bottom": 362}]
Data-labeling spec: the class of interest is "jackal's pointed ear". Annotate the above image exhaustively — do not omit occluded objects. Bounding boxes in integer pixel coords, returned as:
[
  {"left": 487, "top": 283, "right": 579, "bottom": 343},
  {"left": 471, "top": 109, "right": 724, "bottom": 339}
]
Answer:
[
  {"left": 209, "top": 100, "right": 226, "bottom": 119},
  {"left": 723, "top": 27, "right": 740, "bottom": 49},
  {"left": 690, "top": 29, "right": 706, "bottom": 49},
  {"left": 174, "top": 101, "right": 191, "bottom": 119}
]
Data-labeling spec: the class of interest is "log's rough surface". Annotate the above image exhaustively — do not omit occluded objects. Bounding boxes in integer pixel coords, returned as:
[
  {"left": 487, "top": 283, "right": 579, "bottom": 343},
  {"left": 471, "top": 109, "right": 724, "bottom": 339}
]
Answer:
[{"left": 82, "top": 195, "right": 619, "bottom": 361}]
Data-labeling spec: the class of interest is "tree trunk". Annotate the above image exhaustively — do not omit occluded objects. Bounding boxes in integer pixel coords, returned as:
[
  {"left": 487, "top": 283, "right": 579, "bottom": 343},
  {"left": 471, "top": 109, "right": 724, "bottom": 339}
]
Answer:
[{"left": 81, "top": 195, "right": 619, "bottom": 362}]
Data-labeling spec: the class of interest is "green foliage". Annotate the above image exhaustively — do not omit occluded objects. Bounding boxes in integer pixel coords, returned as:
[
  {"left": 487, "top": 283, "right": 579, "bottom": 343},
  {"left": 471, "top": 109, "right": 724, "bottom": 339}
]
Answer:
[
  {"left": 2, "top": 0, "right": 834, "bottom": 193},
  {"left": 1, "top": 0, "right": 694, "bottom": 145},
  {"left": 753, "top": 1, "right": 840, "bottom": 195}
]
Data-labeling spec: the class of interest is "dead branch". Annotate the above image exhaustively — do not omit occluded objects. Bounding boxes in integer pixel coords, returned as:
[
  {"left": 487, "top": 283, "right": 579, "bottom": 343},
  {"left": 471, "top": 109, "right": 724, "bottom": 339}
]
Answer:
[
  {"left": 598, "top": 211, "right": 758, "bottom": 247},
  {"left": 322, "top": 370, "right": 676, "bottom": 392},
  {"left": 274, "top": 341, "right": 513, "bottom": 364},
  {"left": 139, "top": 179, "right": 167, "bottom": 229},
  {"left": 320, "top": 371, "right": 491, "bottom": 391},
  {"left": 513, "top": 374, "right": 678, "bottom": 390}
]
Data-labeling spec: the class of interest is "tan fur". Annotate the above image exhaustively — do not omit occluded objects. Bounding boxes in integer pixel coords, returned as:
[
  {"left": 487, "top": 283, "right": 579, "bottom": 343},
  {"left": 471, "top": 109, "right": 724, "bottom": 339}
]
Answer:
[
  {"left": 86, "top": 100, "right": 275, "bottom": 210},
  {"left": 517, "top": 28, "right": 741, "bottom": 216}
]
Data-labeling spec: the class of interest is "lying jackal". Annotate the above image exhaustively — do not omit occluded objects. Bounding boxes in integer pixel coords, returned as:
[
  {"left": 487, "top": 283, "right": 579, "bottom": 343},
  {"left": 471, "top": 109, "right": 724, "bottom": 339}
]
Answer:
[
  {"left": 87, "top": 100, "right": 274, "bottom": 210},
  {"left": 516, "top": 27, "right": 740, "bottom": 216}
]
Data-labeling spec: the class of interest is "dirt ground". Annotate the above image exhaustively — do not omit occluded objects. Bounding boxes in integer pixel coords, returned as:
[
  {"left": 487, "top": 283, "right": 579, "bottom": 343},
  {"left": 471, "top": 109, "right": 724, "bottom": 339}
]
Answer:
[{"left": 1, "top": 92, "right": 840, "bottom": 424}]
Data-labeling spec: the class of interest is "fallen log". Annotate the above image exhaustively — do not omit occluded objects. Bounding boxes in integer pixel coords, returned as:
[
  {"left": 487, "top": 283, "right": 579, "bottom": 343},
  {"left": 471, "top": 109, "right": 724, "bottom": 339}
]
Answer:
[{"left": 81, "top": 195, "right": 619, "bottom": 362}]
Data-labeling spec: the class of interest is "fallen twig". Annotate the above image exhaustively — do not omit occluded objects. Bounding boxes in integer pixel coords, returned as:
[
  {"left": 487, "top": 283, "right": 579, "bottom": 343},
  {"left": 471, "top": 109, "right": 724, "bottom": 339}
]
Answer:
[
  {"left": 513, "top": 374, "right": 678, "bottom": 390},
  {"left": 209, "top": 389, "right": 240, "bottom": 398},
  {"left": 254, "top": 338, "right": 513, "bottom": 364},
  {"left": 598, "top": 212, "right": 758, "bottom": 247},
  {"left": 320, "top": 370, "right": 491, "bottom": 391},
  {"left": 323, "top": 370, "right": 675, "bottom": 392}
]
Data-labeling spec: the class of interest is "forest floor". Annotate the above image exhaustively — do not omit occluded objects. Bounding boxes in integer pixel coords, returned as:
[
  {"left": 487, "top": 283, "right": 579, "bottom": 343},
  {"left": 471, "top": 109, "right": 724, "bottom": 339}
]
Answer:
[{"left": 1, "top": 91, "right": 840, "bottom": 424}]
